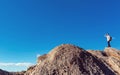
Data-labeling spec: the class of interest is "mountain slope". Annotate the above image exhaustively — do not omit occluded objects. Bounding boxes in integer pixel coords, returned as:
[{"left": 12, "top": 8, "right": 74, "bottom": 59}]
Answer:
[
  {"left": 1, "top": 44, "right": 120, "bottom": 75},
  {"left": 25, "top": 44, "right": 115, "bottom": 75},
  {"left": 0, "top": 69, "right": 10, "bottom": 75},
  {"left": 88, "top": 47, "right": 120, "bottom": 75},
  {"left": 0, "top": 67, "right": 25, "bottom": 75}
]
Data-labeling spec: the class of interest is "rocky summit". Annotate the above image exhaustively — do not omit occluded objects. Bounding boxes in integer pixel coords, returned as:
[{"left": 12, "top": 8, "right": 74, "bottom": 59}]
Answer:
[{"left": 1, "top": 44, "right": 120, "bottom": 75}]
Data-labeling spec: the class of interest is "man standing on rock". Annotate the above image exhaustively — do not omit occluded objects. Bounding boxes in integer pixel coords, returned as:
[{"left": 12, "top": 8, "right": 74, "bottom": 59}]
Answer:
[{"left": 105, "top": 33, "right": 112, "bottom": 47}]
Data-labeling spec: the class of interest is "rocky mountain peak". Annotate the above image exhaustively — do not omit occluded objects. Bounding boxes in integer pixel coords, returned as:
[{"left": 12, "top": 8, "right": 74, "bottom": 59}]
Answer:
[
  {"left": 1, "top": 44, "right": 120, "bottom": 75},
  {"left": 25, "top": 44, "right": 115, "bottom": 75}
]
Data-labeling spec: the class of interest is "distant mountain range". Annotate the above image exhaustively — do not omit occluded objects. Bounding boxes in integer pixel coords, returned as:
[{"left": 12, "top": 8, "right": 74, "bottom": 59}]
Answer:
[{"left": 1, "top": 44, "right": 120, "bottom": 75}]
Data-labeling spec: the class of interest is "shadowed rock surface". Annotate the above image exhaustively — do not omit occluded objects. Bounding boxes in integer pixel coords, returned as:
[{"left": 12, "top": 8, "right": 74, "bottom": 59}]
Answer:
[{"left": 1, "top": 44, "right": 120, "bottom": 75}]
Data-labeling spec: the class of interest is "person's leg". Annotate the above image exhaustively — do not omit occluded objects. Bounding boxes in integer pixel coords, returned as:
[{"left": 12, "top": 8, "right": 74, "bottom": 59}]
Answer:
[{"left": 108, "top": 41, "right": 111, "bottom": 47}]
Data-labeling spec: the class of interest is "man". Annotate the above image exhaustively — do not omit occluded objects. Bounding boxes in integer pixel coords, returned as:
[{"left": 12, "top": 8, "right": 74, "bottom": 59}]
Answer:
[{"left": 105, "top": 33, "right": 112, "bottom": 47}]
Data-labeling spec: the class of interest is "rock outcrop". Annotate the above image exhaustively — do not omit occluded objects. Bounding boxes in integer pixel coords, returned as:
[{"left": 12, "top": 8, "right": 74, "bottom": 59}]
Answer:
[
  {"left": 87, "top": 47, "right": 120, "bottom": 75},
  {"left": 1, "top": 44, "right": 120, "bottom": 75},
  {"left": 24, "top": 44, "right": 115, "bottom": 75}
]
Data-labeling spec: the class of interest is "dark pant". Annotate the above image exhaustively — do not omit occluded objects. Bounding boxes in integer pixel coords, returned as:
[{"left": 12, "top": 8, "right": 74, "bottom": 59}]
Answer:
[{"left": 107, "top": 41, "right": 111, "bottom": 47}]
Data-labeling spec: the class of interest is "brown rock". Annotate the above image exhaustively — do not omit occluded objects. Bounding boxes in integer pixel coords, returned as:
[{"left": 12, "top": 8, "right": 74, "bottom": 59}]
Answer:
[
  {"left": 87, "top": 47, "right": 120, "bottom": 75},
  {"left": 26, "top": 44, "right": 115, "bottom": 75},
  {"left": 1, "top": 44, "right": 120, "bottom": 75},
  {"left": 104, "top": 48, "right": 120, "bottom": 75},
  {"left": 25, "top": 65, "right": 36, "bottom": 75}
]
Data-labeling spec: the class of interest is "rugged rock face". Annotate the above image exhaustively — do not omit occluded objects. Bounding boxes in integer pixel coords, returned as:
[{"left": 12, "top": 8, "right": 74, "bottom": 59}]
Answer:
[
  {"left": 87, "top": 47, "right": 120, "bottom": 75},
  {"left": 25, "top": 65, "right": 36, "bottom": 75},
  {"left": 1, "top": 44, "right": 120, "bottom": 75},
  {"left": 104, "top": 48, "right": 120, "bottom": 75},
  {"left": 24, "top": 44, "right": 115, "bottom": 75},
  {"left": 10, "top": 71, "right": 25, "bottom": 75}
]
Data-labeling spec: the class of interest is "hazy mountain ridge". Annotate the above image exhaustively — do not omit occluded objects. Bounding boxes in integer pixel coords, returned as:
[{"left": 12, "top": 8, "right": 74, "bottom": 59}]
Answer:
[
  {"left": 1, "top": 44, "right": 120, "bottom": 75},
  {"left": 0, "top": 69, "right": 25, "bottom": 75}
]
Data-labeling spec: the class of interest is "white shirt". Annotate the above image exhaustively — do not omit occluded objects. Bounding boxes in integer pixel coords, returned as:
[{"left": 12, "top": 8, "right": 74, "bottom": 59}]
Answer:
[{"left": 106, "top": 35, "right": 111, "bottom": 41}]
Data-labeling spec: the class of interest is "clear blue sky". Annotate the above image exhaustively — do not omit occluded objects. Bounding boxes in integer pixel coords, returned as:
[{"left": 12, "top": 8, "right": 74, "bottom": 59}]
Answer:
[{"left": 0, "top": 0, "right": 120, "bottom": 71}]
